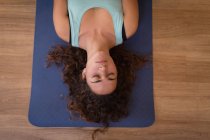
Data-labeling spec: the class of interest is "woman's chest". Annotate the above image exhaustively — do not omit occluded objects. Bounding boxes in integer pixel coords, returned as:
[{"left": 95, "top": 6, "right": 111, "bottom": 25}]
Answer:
[{"left": 79, "top": 8, "right": 115, "bottom": 36}]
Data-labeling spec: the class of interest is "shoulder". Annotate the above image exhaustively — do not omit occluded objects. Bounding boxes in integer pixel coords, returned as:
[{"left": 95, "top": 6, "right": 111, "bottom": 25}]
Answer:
[{"left": 122, "top": 0, "right": 139, "bottom": 39}]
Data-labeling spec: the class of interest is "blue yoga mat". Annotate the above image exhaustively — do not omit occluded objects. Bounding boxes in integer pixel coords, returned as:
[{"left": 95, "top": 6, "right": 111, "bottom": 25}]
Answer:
[{"left": 29, "top": 0, "right": 154, "bottom": 127}]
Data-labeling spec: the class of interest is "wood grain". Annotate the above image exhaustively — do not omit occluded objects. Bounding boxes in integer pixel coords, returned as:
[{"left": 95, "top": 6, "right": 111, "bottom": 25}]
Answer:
[{"left": 0, "top": 0, "right": 210, "bottom": 139}]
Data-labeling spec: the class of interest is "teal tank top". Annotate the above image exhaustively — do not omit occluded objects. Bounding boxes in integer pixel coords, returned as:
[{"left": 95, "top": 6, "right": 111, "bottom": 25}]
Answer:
[{"left": 67, "top": 0, "right": 124, "bottom": 47}]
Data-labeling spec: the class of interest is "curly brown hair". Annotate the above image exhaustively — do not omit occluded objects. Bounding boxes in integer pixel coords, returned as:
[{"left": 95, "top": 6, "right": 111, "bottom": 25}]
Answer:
[{"left": 45, "top": 43, "right": 149, "bottom": 140}]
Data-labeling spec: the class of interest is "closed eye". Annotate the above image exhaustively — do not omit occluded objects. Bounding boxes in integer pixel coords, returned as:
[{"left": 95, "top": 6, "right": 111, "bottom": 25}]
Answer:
[
  {"left": 91, "top": 73, "right": 116, "bottom": 83},
  {"left": 107, "top": 73, "right": 115, "bottom": 79}
]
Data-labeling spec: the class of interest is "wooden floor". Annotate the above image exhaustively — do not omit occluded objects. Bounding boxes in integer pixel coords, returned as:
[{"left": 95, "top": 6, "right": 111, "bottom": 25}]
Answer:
[{"left": 1, "top": 0, "right": 210, "bottom": 139}]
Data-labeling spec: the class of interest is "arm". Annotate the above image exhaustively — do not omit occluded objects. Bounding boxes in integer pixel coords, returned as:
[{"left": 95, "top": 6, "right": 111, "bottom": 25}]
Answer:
[
  {"left": 53, "top": 0, "right": 70, "bottom": 42},
  {"left": 122, "top": 0, "right": 139, "bottom": 38}
]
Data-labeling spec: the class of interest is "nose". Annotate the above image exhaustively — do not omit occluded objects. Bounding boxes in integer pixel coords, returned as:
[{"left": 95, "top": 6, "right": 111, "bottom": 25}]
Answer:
[{"left": 98, "top": 64, "right": 107, "bottom": 72}]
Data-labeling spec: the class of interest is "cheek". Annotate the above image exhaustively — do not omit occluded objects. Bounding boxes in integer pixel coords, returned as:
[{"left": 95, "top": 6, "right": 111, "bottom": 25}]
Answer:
[
  {"left": 110, "top": 62, "right": 117, "bottom": 71},
  {"left": 86, "top": 64, "right": 97, "bottom": 76}
]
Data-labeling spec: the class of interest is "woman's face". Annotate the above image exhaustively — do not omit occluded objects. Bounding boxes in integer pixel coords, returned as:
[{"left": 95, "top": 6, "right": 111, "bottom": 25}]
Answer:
[{"left": 82, "top": 51, "right": 117, "bottom": 95}]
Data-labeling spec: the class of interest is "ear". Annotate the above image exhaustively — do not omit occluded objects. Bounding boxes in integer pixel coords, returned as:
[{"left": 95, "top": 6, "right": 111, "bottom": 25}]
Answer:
[{"left": 82, "top": 68, "right": 86, "bottom": 80}]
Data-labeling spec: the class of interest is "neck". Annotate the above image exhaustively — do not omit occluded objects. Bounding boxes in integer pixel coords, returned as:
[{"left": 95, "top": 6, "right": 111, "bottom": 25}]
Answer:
[{"left": 79, "top": 29, "right": 115, "bottom": 60}]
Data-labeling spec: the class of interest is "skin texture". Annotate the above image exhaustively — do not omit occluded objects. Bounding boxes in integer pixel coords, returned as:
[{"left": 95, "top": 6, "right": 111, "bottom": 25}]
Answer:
[
  {"left": 80, "top": 30, "right": 117, "bottom": 95},
  {"left": 82, "top": 51, "right": 117, "bottom": 95}
]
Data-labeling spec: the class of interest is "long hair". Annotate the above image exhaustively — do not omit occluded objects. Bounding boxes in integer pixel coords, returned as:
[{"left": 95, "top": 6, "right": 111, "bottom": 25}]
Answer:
[{"left": 46, "top": 43, "right": 149, "bottom": 140}]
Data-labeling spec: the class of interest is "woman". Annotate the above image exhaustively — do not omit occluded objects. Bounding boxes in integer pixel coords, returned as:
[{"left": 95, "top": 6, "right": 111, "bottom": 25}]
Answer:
[
  {"left": 47, "top": 0, "right": 148, "bottom": 139},
  {"left": 52, "top": 0, "right": 139, "bottom": 94}
]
